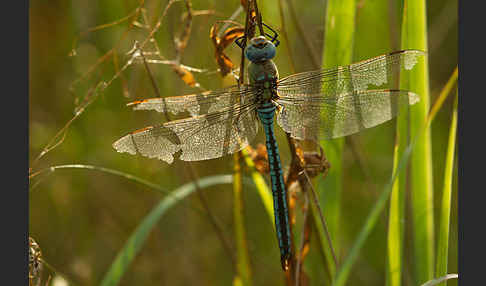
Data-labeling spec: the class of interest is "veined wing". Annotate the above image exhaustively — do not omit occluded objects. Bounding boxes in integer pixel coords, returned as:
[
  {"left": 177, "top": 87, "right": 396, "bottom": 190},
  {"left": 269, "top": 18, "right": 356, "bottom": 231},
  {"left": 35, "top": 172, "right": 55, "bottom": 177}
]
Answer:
[
  {"left": 113, "top": 102, "right": 259, "bottom": 164},
  {"left": 276, "top": 89, "right": 419, "bottom": 141},
  {"left": 277, "top": 50, "right": 425, "bottom": 95},
  {"left": 127, "top": 84, "right": 258, "bottom": 117}
]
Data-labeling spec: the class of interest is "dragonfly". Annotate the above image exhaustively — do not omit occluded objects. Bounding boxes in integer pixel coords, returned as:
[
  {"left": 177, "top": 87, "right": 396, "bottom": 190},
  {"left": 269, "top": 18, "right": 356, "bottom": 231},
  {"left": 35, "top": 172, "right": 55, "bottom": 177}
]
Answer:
[{"left": 113, "top": 31, "right": 424, "bottom": 270}]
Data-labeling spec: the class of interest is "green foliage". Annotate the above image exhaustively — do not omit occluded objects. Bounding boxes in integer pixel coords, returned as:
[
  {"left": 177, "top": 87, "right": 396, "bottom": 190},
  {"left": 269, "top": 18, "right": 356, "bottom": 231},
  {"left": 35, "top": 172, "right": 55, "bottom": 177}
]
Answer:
[
  {"left": 401, "top": 0, "right": 436, "bottom": 284},
  {"left": 233, "top": 153, "right": 253, "bottom": 286},
  {"left": 29, "top": 0, "right": 458, "bottom": 285},
  {"left": 435, "top": 91, "right": 458, "bottom": 286}
]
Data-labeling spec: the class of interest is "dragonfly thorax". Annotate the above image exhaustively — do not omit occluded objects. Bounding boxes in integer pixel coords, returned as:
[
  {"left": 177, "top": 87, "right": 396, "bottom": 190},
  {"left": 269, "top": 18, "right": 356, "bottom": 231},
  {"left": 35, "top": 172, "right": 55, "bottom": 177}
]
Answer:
[{"left": 248, "top": 59, "right": 279, "bottom": 102}]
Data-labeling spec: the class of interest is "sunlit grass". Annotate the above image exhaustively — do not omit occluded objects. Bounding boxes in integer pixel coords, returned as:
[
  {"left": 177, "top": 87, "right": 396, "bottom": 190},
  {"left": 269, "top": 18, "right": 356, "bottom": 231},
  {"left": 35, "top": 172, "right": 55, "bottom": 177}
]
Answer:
[
  {"left": 434, "top": 93, "right": 457, "bottom": 286},
  {"left": 233, "top": 152, "right": 253, "bottom": 286},
  {"left": 401, "top": 0, "right": 435, "bottom": 284}
]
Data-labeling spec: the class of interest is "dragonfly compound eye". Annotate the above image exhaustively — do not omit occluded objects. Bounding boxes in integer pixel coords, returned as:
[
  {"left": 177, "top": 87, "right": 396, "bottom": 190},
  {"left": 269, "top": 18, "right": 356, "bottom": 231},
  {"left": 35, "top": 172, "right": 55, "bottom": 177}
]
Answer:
[{"left": 245, "top": 38, "right": 276, "bottom": 62}]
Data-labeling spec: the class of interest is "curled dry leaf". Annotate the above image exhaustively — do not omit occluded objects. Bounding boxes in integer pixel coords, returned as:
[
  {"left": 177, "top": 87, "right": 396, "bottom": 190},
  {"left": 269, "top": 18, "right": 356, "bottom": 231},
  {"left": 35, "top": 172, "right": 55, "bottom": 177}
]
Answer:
[
  {"left": 171, "top": 65, "right": 197, "bottom": 87},
  {"left": 210, "top": 24, "right": 245, "bottom": 76}
]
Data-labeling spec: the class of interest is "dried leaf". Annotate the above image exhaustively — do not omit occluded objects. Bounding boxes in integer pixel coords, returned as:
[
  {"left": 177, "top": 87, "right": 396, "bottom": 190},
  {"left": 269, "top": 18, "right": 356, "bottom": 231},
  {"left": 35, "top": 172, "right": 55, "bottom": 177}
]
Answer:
[
  {"left": 216, "top": 53, "right": 235, "bottom": 77},
  {"left": 29, "top": 237, "right": 42, "bottom": 283},
  {"left": 245, "top": 144, "right": 270, "bottom": 174},
  {"left": 220, "top": 26, "right": 245, "bottom": 49},
  {"left": 210, "top": 24, "right": 244, "bottom": 76},
  {"left": 210, "top": 24, "right": 218, "bottom": 46},
  {"left": 171, "top": 65, "right": 196, "bottom": 87}
]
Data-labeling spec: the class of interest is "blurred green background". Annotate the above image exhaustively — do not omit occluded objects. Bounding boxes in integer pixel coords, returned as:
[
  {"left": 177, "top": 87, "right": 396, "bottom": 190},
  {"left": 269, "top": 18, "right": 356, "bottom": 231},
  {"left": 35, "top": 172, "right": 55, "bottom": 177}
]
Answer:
[{"left": 29, "top": 0, "right": 457, "bottom": 285}]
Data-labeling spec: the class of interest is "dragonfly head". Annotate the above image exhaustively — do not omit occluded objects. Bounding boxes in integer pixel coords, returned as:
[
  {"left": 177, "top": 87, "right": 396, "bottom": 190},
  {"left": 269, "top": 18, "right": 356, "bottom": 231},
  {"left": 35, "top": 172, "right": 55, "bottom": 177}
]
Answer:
[{"left": 245, "top": 36, "right": 276, "bottom": 63}]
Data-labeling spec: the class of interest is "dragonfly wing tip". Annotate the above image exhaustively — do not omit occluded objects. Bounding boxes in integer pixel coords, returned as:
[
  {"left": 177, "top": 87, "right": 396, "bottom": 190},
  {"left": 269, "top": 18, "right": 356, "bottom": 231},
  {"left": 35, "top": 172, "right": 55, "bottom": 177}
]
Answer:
[{"left": 408, "top": 92, "right": 420, "bottom": 105}]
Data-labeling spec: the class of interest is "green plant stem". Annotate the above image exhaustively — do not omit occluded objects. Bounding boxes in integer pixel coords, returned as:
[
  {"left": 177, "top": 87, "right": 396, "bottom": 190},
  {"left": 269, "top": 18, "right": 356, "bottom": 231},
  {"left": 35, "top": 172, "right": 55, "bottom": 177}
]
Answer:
[
  {"left": 427, "top": 67, "right": 458, "bottom": 126},
  {"left": 333, "top": 138, "right": 414, "bottom": 286},
  {"left": 387, "top": 101, "right": 408, "bottom": 286},
  {"left": 233, "top": 152, "right": 253, "bottom": 286},
  {"left": 241, "top": 148, "right": 274, "bottom": 225},
  {"left": 401, "top": 0, "right": 435, "bottom": 283},
  {"left": 29, "top": 164, "right": 168, "bottom": 194},
  {"left": 331, "top": 61, "right": 457, "bottom": 286},
  {"left": 435, "top": 93, "right": 457, "bottom": 286}
]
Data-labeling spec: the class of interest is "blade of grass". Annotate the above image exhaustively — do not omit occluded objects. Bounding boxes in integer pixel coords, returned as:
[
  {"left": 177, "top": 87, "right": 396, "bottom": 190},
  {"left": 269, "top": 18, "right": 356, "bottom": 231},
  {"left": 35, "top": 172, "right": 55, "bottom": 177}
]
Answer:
[
  {"left": 428, "top": 67, "right": 458, "bottom": 123},
  {"left": 332, "top": 136, "right": 415, "bottom": 286},
  {"left": 387, "top": 100, "right": 409, "bottom": 286},
  {"left": 332, "top": 66, "right": 457, "bottom": 286},
  {"left": 435, "top": 92, "right": 457, "bottom": 286},
  {"left": 387, "top": 34, "right": 426, "bottom": 286},
  {"left": 233, "top": 152, "right": 253, "bottom": 286},
  {"left": 29, "top": 164, "right": 221, "bottom": 224},
  {"left": 401, "top": 1, "right": 435, "bottom": 283},
  {"left": 420, "top": 274, "right": 458, "bottom": 286},
  {"left": 241, "top": 147, "right": 274, "bottom": 227},
  {"left": 318, "top": 0, "right": 357, "bottom": 267},
  {"left": 29, "top": 164, "right": 168, "bottom": 195},
  {"left": 99, "top": 175, "right": 234, "bottom": 286}
]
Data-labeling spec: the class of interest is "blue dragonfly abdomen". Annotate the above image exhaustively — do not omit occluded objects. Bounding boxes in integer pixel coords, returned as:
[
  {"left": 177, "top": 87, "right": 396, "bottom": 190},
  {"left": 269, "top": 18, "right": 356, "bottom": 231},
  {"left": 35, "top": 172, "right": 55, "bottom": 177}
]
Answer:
[{"left": 257, "top": 101, "right": 292, "bottom": 270}]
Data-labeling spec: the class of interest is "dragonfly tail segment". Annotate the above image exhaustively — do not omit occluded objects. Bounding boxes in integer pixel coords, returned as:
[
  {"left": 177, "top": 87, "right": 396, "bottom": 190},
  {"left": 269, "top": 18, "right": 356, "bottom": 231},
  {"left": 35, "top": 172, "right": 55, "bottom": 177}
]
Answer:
[{"left": 257, "top": 102, "right": 292, "bottom": 271}]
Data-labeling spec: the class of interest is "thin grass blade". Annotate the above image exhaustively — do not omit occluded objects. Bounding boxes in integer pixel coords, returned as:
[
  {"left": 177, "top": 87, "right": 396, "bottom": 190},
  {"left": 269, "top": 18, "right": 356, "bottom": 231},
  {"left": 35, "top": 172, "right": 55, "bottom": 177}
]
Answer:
[
  {"left": 332, "top": 59, "right": 454, "bottom": 286},
  {"left": 387, "top": 108, "right": 408, "bottom": 286},
  {"left": 420, "top": 274, "right": 458, "bottom": 286},
  {"left": 233, "top": 152, "right": 253, "bottom": 286},
  {"left": 332, "top": 138, "right": 414, "bottom": 286},
  {"left": 387, "top": 54, "right": 412, "bottom": 286},
  {"left": 99, "top": 175, "right": 234, "bottom": 286},
  {"left": 435, "top": 93, "right": 458, "bottom": 286},
  {"left": 241, "top": 147, "right": 274, "bottom": 227}
]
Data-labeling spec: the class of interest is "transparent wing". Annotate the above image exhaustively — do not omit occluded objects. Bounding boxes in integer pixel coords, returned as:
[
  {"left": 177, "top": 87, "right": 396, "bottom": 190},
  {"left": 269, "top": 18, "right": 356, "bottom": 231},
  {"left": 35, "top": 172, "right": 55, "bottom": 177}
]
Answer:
[
  {"left": 113, "top": 102, "right": 259, "bottom": 164},
  {"left": 127, "top": 84, "right": 259, "bottom": 117},
  {"left": 276, "top": 89, "right": 419, "bottom": 141},
  {"left": 277, "top": 50, "right": 425, "bottom": 95}
]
